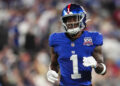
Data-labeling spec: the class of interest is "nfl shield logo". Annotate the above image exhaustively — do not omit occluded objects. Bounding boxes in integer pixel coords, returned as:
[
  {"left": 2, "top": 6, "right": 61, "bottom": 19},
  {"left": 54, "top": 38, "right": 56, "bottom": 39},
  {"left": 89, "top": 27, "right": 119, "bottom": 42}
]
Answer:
[{"left": 83, "top": 37, "right": 93, "bottom": 46}]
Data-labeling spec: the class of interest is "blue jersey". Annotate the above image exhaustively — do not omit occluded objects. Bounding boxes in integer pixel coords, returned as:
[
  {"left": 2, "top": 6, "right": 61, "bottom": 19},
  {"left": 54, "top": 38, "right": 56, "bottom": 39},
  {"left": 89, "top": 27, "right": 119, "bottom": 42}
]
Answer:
[{"left": 49, "top": 31, "right": 103, "bottom": 86}]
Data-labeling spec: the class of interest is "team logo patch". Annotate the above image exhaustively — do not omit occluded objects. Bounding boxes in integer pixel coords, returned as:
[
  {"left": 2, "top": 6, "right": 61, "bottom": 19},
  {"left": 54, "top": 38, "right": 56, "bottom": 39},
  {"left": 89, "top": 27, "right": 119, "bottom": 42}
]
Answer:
[
  {"left": 71, "top": 42, "right": 75, "bottom": 47},
  {"left": 83, "top": 37, "right": 93, "bottom": 46}
]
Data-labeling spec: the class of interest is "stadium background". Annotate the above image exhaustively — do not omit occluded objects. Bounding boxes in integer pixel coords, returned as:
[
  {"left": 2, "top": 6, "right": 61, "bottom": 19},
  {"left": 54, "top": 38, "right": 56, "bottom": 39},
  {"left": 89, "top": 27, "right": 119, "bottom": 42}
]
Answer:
[{"left": 0, "top": 0, "right": 120, "bottom": 86}]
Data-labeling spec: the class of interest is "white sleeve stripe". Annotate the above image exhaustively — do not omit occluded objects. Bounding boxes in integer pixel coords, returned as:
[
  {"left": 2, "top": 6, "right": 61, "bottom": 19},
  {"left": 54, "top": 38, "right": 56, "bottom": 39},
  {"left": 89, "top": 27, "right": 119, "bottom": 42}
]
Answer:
[{"left": 99, "top": 63, "right": 106, "bottom": 75}]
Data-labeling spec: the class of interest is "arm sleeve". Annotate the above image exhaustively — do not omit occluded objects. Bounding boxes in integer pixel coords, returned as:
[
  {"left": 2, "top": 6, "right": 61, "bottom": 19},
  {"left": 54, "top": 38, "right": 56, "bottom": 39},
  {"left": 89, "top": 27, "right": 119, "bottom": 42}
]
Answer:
[
  {"left": 49, "top": 33, "right": 56, "bottom": 47},
  {"left": 93, "top": 32, "right": 103, "bottom": 46}
]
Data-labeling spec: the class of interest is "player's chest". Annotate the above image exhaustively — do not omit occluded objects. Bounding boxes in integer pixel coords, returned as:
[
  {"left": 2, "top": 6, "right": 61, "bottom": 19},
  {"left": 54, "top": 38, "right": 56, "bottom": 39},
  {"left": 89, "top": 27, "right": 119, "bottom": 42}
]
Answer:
[{"left": 55, "top": 39, "right": 95, "bottom": 58}]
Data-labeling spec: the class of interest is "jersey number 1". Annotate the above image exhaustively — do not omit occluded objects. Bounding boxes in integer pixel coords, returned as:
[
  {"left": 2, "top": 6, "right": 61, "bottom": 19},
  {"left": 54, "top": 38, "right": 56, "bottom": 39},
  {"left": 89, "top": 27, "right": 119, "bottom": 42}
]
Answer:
[{"left": 70, "top": 54, "right": 81, "bottom": 79}]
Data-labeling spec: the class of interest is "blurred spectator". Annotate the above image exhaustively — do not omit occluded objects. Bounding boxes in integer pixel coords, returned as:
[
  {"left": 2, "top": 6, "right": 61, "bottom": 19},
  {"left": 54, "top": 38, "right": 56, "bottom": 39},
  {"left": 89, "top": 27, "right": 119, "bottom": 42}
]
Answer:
[
  {"left": 113, "top": 8, "right": 120, "bottom": 27},
  {"left": 0, "top": 24, "right": 8, "bottom": 51},
  {"left": 24, "top": 30, "right": 36, "bottom": 53}
]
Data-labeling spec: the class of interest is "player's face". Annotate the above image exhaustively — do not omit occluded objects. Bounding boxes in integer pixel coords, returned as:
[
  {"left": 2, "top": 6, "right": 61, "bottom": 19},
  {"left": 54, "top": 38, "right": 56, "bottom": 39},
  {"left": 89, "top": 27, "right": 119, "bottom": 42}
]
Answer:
[{"left": 63, "top": 16, "right": 79, "bottom": 29}]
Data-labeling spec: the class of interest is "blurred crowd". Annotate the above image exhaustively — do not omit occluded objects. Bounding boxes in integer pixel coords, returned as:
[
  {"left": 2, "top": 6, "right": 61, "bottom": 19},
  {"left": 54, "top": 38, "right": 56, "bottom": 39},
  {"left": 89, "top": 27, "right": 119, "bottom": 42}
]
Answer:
[{"left": 0, "top": 0, "right": 120, "bottom": 86}]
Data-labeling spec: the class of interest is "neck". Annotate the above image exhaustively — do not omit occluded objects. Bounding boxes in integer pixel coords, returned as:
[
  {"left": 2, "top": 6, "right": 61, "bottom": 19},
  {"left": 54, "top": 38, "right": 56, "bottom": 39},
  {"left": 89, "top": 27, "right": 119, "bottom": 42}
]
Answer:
[{"left": 66, "top": 31, "right": 84, "bottom": 40}]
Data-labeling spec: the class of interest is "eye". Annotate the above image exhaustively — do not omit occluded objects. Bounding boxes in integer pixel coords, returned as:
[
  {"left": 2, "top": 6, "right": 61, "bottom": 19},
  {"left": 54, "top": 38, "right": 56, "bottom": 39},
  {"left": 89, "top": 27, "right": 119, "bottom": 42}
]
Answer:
[{"left": 62, "top": 15, "right": 78, "bottom": 23}]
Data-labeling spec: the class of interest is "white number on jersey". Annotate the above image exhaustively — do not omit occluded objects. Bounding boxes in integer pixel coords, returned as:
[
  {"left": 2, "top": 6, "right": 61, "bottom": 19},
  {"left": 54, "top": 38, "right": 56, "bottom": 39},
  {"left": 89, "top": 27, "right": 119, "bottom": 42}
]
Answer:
[{"left": 70, "top": 54, "right": 81, "bottom": 79}]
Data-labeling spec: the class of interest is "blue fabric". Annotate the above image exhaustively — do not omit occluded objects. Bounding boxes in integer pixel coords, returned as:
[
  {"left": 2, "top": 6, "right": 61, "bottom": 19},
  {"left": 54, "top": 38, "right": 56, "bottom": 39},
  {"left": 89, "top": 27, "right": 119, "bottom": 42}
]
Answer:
[{"left": 49, "top": 31, "right": 103, "bottom": 86}]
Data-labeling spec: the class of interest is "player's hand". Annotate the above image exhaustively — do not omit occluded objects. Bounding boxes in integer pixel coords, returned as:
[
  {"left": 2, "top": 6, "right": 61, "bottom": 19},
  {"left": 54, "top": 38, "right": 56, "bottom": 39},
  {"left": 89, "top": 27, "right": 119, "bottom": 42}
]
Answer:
[
  {"left": 83, "top": 56, "right": 97, "bottom": 68},
  {"left": 47, "top": 70, "right": 58, "bottom": 83}
]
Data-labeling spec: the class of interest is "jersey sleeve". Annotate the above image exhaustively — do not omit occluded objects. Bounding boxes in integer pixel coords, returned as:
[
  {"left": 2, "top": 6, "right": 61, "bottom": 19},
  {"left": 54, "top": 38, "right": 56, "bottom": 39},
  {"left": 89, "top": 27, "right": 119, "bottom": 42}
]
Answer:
[
  {"left": 49, "top": 33, "right": 57, "bottom": 47},
  {"left": 93, "top": 32, "right": 103, "bottom": 46}
]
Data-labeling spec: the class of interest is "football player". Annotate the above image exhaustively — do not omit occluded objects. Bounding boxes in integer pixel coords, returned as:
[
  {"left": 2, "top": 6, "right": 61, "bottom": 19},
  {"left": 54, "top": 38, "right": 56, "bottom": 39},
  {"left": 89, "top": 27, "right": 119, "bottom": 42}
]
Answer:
[{"left": 47, "top": 4, "right": 107, "bottom": 86}]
